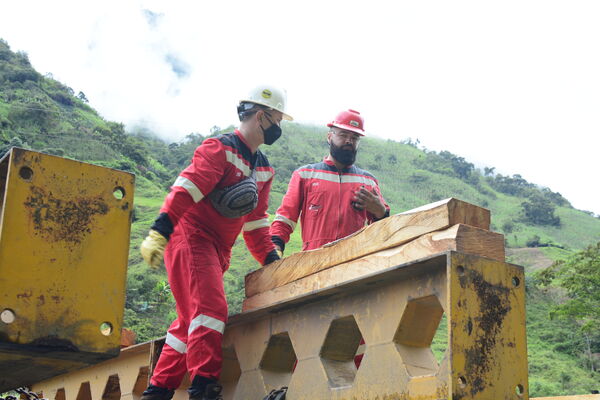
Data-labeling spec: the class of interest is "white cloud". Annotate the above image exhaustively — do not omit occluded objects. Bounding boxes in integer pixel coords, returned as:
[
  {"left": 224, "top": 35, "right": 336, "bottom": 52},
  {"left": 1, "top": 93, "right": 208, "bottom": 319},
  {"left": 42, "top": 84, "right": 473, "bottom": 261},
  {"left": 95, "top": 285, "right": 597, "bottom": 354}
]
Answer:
[{"left": 1, "top": 0, "right": 599, "bottom": 214}]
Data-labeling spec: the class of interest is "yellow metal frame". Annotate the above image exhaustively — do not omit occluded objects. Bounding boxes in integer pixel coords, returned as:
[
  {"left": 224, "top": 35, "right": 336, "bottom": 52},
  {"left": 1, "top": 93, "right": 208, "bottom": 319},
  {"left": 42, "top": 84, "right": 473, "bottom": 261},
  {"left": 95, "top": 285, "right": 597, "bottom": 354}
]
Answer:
[
  {"left": 29, "top": 251, "right": 530, "bottom": 399},
  {"left": 449, "top": 253, "right": 528, "bottom": 399},
  {"left": 0, "top": 148, "right": 135, "bottom": 390},
  {"left": 32, "top": 252, "right": 528, "bottom": 399}
]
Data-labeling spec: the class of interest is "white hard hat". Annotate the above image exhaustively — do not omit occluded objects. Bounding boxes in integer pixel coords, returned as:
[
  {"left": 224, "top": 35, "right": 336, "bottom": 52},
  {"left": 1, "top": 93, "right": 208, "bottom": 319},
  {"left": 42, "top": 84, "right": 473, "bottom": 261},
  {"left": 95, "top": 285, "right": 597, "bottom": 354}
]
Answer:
[{"left": 239, "top": 84, "right": 293, "bottom": 121}]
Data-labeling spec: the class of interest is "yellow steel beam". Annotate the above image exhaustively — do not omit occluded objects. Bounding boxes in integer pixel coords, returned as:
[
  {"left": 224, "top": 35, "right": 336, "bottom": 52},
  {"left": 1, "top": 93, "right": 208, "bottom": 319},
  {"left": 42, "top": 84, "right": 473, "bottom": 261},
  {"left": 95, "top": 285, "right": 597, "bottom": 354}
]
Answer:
[
  {"left": 0, "top": 148, "right": 134, "bottom": 390},
  {"left": 33, "top": 252, "right": 530, "bottom": 399},
  {"left": 449, "top": 252, "right": 528, "bottom": 399}
]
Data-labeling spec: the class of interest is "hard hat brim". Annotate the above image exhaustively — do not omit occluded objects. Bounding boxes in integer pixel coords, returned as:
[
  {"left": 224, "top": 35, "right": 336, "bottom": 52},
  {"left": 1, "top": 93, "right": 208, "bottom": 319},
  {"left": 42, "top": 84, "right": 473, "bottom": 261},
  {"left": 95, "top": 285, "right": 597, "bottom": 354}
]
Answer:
[
  {"left": 239, "top": 99, "right": 293, "bottom": 121},
  {"left": 327, "top": 122, "right": 365, "bottom": 136}
]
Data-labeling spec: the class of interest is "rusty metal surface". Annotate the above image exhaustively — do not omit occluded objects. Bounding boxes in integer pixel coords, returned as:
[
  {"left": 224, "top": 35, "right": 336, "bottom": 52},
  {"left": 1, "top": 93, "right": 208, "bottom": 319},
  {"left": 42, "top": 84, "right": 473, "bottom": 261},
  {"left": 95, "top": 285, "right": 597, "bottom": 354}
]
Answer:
[
  {"left": 31, "top": 341, "right": 152, "bottom": 400},
  {"left": 226, "top": 252, "right": 526, "bottom": 399},
  {"left": 31, "top": 338, "right": 589, "bottom": 400},
  {"left": 449, "top": 253, "right": 528, "bottom": 399},
  {"left": 0, "top": 148, "right": 134, "bottom": 390},
  {"left": 30, "top": 252, "right": 529, "bottom": 399}
]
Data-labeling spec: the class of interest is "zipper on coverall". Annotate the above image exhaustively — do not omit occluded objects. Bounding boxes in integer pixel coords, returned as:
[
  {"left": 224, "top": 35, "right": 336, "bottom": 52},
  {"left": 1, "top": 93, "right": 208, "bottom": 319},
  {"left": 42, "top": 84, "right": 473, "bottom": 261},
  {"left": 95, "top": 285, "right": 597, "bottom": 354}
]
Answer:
[{"left": 337, "top": 171, "right": 343, "bottom": 239}]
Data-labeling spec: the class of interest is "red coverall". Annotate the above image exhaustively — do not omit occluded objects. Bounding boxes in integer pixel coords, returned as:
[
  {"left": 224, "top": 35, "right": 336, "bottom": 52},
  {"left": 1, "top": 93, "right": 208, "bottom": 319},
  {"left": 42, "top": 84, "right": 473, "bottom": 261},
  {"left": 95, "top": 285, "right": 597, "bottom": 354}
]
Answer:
[
  {"left": 270, "top": 157, "right": 389, "bottom": 368},
  {"left": 151, "top": 130, "right": 276, "bottom": 389},
  {"left": 270, "top": 157, "right": 390, "bottom": 251}
]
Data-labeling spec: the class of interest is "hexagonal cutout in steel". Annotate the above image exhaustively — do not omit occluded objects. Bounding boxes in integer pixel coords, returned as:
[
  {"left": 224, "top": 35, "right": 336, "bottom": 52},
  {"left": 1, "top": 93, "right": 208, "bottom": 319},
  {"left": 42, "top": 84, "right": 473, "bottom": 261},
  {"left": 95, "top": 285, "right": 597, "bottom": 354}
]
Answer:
[
  {"left": 222, "top": 344, "right": 242, "bottom": 398},
  {"left": 76, "top": 382, "right": 92, "bottom": 400},
  {"left": 319, "top": 315, "right": 364, "bottom": 388},
  {"left": 394, "top": 295, "right": 446, "bottom": 377},
  {"left": 259, "top": 332, "right": 297, "bottom": 392},
  {"left": 102, "top": 374, "right": 121, "bottom": 400},
  {"left": 132, "top": 367, "right": 150, "bottom": 400},
  {"left": 431, "top": 313, "right": 448, "bottom": 365}
]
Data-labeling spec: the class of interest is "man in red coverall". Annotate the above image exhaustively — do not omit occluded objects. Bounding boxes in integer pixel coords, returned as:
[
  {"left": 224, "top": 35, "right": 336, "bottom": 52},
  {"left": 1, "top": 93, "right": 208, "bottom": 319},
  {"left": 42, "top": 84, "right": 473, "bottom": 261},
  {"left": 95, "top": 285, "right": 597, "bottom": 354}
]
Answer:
[
  {"left": 139, "top": 85, "right": 292, "bottom": 400},
  {"left": 270, "top": 109, "right": 389, "bottom": 370},
  {"left": 270, "top": 109, "right": 389, "bottom": 253}
]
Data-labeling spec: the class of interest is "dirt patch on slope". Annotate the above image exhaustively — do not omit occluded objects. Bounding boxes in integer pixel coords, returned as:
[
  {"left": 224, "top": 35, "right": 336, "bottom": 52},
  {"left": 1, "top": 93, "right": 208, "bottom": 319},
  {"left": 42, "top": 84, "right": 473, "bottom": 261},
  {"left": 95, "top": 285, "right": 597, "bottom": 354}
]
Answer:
[{"left": 506, "top": 248, "right": 554, "bottom": 271}]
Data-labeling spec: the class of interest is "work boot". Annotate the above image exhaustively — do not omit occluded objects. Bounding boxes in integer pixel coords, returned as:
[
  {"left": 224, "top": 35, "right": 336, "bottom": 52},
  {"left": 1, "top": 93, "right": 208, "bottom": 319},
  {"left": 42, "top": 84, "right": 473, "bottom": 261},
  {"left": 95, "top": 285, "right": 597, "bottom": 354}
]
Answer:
[
  {"left": 140, "top": 384, "right": 175, "bottom": 400},
  {"left": 188, "top": 376, "right": 222, "bottom": 400},
  {"left": 200, "top": 383, "right": 222, "bottom": 400}
]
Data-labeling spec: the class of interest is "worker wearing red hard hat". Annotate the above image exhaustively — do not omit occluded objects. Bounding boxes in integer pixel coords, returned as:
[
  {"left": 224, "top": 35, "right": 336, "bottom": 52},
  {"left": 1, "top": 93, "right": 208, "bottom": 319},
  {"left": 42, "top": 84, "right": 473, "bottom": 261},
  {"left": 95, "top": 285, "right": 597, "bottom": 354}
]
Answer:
[
  {"left": 270, "top": 109, "right": 388, "bottom": 370},
  {"left": 270, "top": 109, "right": 390, "bottom": 252}
]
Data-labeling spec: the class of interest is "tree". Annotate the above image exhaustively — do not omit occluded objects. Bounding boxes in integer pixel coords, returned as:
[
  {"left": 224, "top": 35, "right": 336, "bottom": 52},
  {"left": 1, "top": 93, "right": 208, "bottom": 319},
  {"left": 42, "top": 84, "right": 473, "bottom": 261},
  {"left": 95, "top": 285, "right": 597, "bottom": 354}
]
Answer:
[
  {"left": 521, "top": 193, "right": 561, "bottom": 226},
  {"left": 526, "top": 235, "right": 542, "bottom": 247},
  {"left": 501, "top": 220, "right": 515, "bottom": 233},
  {"left": 77, "top": 91, "right": 89, "bottom": 103},
  {"left": 540, "top": 242, "right": 600, "bottom": 329},
  {"left": 0, "top": 136, "right": 29, "bottom": 157},
  {"left": 439, "top": 150, "right": 475, "bottom": 180},
  {"left": 538, "top": 242, "right": 600, "bottom": 371},
  {"left": 489, "top": 173, "right": 534, "bottom": 196}
]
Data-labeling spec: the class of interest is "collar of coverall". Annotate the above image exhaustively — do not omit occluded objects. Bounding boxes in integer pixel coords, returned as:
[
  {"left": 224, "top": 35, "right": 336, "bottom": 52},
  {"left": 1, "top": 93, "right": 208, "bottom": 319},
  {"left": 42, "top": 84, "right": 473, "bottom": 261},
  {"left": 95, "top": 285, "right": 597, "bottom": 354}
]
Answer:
[
  {"left": 323, "top": 155, "right": 353, "bottom": 171},
  {"left": 234, "top": 129, "right": 255, "bottom": 153}
]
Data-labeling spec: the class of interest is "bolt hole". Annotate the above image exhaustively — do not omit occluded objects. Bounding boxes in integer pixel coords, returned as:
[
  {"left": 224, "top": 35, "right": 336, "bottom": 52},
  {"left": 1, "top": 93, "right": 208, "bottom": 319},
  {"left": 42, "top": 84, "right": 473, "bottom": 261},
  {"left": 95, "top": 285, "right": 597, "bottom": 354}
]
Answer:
[
  {"left": 19, "top": 166, "right": 33, "bottom": 181},
  {"left": 515, "top": 384, "right": 524, "bottom": 396},
  {"left": 113, "top": 187, "right": 125, "bottom": 200},
  {"left": 512, "top": 277, "right": 520, "bottom": 287},
  {"left": 100, "top": 322, "right": 113, "bottom": 336},
  {"left": 457, "top": 265, "right": 465, "bottom": 275},
  {"left": 458, "top": 376, "right": 467, "bottom": 389},
  {"left": 1, "top": 309, "right": 16, "bottom": 324}
]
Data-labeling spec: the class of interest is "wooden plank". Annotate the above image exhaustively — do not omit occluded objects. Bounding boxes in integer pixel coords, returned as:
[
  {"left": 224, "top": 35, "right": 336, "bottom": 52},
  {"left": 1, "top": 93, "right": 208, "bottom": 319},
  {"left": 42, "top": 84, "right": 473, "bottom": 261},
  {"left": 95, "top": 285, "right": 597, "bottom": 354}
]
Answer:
[
  {"left": 243, "top": 224, "right": 503, "bottom": 311},
  {"left": 120, "top": 328, "right": 137, "bottom": 348},
  {"left": 245, "top": 198, "right": 490, "bottom": 297}
]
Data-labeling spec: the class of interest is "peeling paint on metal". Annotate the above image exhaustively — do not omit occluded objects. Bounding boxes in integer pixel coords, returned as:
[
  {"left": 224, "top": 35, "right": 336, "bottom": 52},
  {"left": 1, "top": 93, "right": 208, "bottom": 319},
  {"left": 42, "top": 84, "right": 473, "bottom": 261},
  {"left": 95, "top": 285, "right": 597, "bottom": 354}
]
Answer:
[
  {"left": 459, "top": 267, "right": 512, "bottom": 397},
  {"left": 23, "top": 186, "right": 108, "bottom": 244}
]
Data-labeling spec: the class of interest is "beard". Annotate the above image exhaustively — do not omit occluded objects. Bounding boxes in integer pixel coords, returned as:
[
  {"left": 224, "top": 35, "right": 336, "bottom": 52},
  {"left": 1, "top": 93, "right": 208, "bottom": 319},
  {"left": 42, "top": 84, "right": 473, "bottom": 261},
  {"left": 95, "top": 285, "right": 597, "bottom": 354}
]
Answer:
[{"left": 330, "top": 142, "right": 357, "bottom": 166}]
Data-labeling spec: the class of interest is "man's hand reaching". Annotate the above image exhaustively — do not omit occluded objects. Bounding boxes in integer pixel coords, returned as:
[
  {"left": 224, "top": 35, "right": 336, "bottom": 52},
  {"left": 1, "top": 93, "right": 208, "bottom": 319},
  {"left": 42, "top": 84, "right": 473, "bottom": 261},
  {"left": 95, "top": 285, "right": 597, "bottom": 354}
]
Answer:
[{"left": 352, "top": 186, "right": 386, "bottom": 219}]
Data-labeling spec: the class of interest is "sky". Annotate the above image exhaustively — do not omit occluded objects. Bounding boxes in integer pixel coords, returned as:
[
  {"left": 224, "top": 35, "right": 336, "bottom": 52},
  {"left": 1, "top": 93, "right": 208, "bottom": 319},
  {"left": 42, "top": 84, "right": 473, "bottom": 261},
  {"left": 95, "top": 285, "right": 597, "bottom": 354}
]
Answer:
[{"left": 1, "top": 1, "right": 599, "bottom": 215}]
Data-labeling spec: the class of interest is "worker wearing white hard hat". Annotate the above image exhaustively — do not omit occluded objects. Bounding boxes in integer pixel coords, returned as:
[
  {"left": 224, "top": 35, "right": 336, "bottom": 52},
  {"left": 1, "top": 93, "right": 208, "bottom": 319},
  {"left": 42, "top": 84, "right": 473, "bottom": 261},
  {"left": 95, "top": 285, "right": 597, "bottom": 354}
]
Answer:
[{"left": 140, "top": 84, "right": 291, "bottom": 400}]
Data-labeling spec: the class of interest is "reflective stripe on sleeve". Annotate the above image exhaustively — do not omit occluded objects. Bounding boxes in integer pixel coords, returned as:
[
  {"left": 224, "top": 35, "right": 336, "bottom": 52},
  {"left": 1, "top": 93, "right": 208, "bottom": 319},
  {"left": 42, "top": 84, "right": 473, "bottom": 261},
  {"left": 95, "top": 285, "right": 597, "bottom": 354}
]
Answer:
[
  {"left": 173, "top": 176, "right": 205, "bottom": 203},
  {"left": 274, "top": 214, "right": 297, "bottom": 230},
  {"left": 256, "top": 170, "right": 274, "bottom": 182},
  {"left": 224, "top": 149, "right": 273, "bottom": 181},
  {"left": 225, "top": 150, "right": 251, "bottom": 176},
  {"left": 243, "top": 218, "right": 270, "bottom": 231}
]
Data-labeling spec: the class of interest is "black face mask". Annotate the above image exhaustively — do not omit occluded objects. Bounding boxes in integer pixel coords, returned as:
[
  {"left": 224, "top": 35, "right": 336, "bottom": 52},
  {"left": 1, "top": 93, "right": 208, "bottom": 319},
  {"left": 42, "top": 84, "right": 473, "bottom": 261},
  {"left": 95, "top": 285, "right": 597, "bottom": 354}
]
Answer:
[
  {"left": 262, "top": 124, "right": 282, "bottom": 145},
  {"left": 261, "top": 114, "right": 282, "bottom": 145},
  {"left": 329, "top": 141, "right": 357, "bottom": 166}
]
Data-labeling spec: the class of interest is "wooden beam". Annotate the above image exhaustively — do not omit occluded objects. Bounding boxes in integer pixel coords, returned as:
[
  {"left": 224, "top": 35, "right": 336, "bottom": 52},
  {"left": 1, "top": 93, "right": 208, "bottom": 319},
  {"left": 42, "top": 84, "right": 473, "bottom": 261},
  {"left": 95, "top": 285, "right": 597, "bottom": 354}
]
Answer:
[
  {"left": 243, "top": 224, "right": 503, "bottom": 311},
  {"left": 245, "top": 198, "right": 490, "bottom": 297},
  {"left": 120, "top": 328, "right": 137, "bottom": 348}
]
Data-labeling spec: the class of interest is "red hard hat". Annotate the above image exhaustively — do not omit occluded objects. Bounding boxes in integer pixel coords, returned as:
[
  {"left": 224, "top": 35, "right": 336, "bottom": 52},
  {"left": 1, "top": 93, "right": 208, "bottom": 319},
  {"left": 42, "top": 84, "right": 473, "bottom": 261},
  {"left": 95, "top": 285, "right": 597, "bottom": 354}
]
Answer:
[{"left": 327, "top": 109, "right": 365, "bottom": 136}]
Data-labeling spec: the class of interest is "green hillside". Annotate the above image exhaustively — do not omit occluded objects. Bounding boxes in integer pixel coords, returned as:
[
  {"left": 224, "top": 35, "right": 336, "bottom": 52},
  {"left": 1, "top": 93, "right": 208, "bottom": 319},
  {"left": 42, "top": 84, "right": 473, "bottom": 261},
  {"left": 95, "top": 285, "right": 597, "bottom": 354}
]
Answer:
[{"left": 1, "top": 39, "right": 598, "bottom": 396}]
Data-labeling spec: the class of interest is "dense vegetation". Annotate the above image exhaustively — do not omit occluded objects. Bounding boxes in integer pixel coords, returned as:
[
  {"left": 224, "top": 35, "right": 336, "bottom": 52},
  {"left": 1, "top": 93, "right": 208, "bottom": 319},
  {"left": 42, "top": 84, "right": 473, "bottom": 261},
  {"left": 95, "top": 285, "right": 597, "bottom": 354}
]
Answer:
[{"left": 1, "top": 39, "right": 599, "bottom": 396}]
